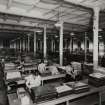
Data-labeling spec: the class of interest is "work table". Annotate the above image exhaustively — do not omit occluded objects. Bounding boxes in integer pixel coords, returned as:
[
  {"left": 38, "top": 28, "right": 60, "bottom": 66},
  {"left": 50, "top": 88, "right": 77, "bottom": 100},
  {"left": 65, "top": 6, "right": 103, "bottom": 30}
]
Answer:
[{"left": 8, "top": 84, "right": 105, "bottom": 105}]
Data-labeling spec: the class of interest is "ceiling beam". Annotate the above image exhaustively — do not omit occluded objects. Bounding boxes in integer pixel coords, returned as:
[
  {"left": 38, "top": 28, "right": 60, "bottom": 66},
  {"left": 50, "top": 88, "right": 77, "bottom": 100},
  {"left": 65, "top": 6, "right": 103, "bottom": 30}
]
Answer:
[
  {"left": 27, "top": 5, "right": 37, "bottom": 12},
  {"left": 16, "top": 17, "right": 24, "bottom": 23},
  {"left": 42, "top": 0, "right": 93, "bottom": 21},
  {"left": 64, "top": 22, "right": 88, "bottom": 29},
  {"left": 41, "top": 0, "right": 62, "bottom": 4},
  {"left": 46, "top": 8, "right": 89, "bottom": 21},
  {"left": 76, "top": 17, "right": 90, "bottom": 22},
  {"left": 79, "top": 0, "right": 92, "bottom": 3},
  {"left": 0, "top": 23, "right": 42, "bottom": 30},
  {"left": 43, "top": 5, "right": 61, "bottom": 16},
  {"left": 13, "top": 0, "right": 52, "bottom": 13},
  {"left": 60, "top": 9, "right": 81, "bottom": 17},
  {"left": 81, "top": 0, "right": 99, "bottom": 3},
  {"left": 47, "top": 13, "right": 58, "bottom": 20},
  {"left": 0, "top": 20, "right": 88, "bottom": 32},
  {"left": 27, "top": 0, "right": 41, "bottom": 13},
  {"left": 3, "top": 14, "right": 8, "bottom": 21},
  {"left": 60, "top": 11, "right": 90, "bottom": 19},
  {"left": 65, "top": 12, "right": 90, "bottom": 20},
  {"left": 27, "top": 0, "right": 53, "bottom": 13},
  {"left": 0, "top": 29, "right": 33, "bottom": 33},
  {"left": 47, "top": 0, "right": 91, "bottom": 13},
  {"left": 63, "top": 0, "right": 93, "bottom": 13},
  {"left": 62, "top": 3, "right": 91, "bottom": 14},
  {"left": 0, "top": 12, "right": 89, "bottom": 31},
  {"left": 47, "top": 8, "right": 77, "bottom": 20},
  {"left": 91, "top": 0, "right": 99, "bottom": 2},
  {"left": 43, "top": 1, "right": 91, "bottom": 17}
]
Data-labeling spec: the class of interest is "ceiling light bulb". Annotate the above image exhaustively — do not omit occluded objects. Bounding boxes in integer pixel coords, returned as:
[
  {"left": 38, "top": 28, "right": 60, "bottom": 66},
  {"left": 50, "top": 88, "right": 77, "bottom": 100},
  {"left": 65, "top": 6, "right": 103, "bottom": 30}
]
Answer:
[
  {"left": 36, "top": 30, "right": 42, "bottom": 33},
  {"left": 71, "top": 32, "right": 75, "bottom": 36}
]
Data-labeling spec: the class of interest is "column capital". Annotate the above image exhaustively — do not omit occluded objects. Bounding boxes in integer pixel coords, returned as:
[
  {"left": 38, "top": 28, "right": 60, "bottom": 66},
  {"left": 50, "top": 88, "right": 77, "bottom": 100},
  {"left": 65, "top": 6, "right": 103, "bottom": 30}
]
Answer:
[
  {"left": 93, "top": 6, "right": 100, "bottom": 12},
  {"left": 59, "top": 21, "right": 64, "bottom": 25},
  {"left": 55, "top": 21, "right": 63, "bottom": 27},
  {"left": 34, "top": 30, "right": 36, "bottom": 32},
  {"left": 43, "top": 24, "right": 47, "bottom": 28}
]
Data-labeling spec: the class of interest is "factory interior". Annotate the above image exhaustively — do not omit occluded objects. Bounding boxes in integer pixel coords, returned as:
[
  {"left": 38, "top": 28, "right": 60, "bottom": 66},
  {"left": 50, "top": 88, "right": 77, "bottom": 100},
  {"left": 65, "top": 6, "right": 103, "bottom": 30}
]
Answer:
[{"left": 0, "top": 0, "right": 105, "bottom": 105}]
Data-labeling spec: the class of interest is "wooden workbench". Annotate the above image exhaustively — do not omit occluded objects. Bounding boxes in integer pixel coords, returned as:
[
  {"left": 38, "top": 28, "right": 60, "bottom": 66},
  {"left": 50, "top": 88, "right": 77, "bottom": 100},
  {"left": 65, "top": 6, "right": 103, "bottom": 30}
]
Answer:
[
  {"left": 41, "top": 73, "right": 66, "bottom": 85},
  {"left": 8, "top": 85, "right": 105, "bottom": 105},
  {"left": 6, "top": 73, "right": 66, "bottom": 86}
]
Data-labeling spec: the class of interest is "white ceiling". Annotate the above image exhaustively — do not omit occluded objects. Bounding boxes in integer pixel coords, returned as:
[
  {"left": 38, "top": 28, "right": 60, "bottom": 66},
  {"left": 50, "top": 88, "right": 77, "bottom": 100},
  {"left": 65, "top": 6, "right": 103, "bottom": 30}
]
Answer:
[
  {"left": 65, "top": 0, "right": 105, "bottom": 10},
  {"left": 0, "top": 0, "right": 104, "bottom": 32}
]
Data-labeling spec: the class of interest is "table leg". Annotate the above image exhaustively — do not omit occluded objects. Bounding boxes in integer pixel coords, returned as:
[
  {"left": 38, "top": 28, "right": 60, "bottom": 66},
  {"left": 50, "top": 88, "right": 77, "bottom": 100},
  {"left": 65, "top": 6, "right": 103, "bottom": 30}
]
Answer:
[
  {"left": 66, "top": 101, "right": 69, "bottom": 105},
  {"left": 41, "top": 80, "right": 43, "bottom": 86},
  {"left": 99, "top": 92, "right": 102, "bottom": 105}
]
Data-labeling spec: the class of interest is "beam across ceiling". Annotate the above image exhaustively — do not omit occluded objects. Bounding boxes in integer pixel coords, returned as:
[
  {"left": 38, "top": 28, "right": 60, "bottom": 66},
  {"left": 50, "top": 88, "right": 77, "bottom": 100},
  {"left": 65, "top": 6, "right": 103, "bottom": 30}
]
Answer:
[
  {"left": 46, "top": 8, "right": 82, "bottom": 20},
  {"left": 76, "top": 17, "right": 89, "bottom": 22},
  {"left": 42, "top": 0, "right": 92, "bottom": 13},
  {"left": 64, "top": 0, "right": 93, "bottom": 12},
  {"left": 45, "top": 9, "right": 90, "bottom": 26},
  {"left": 43, "top": 1, "right": 92, "bottom": 19},
  {"left": 65, "top": 12, "right": 90, "bottom": 20},
  {"left": 0, "top": 23, "right": 43, "bottom": 31},
  {"left": 0, "top": 19, "right": 89, "bottom": 33},
  {"left": 0, "top": 29, "right": 33, "bottom": 33},
  {"left": 0, "top": 12, "right": 89, "bottom": 31},
  {"left": 43, "top": 5, "right": 61, "bottom": 16},
  {"left": 26, "top": 0, "right": 40, "bottom": 12},
  {"left": 0, "top": 0, "right": 95, "bottom": 32}
]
